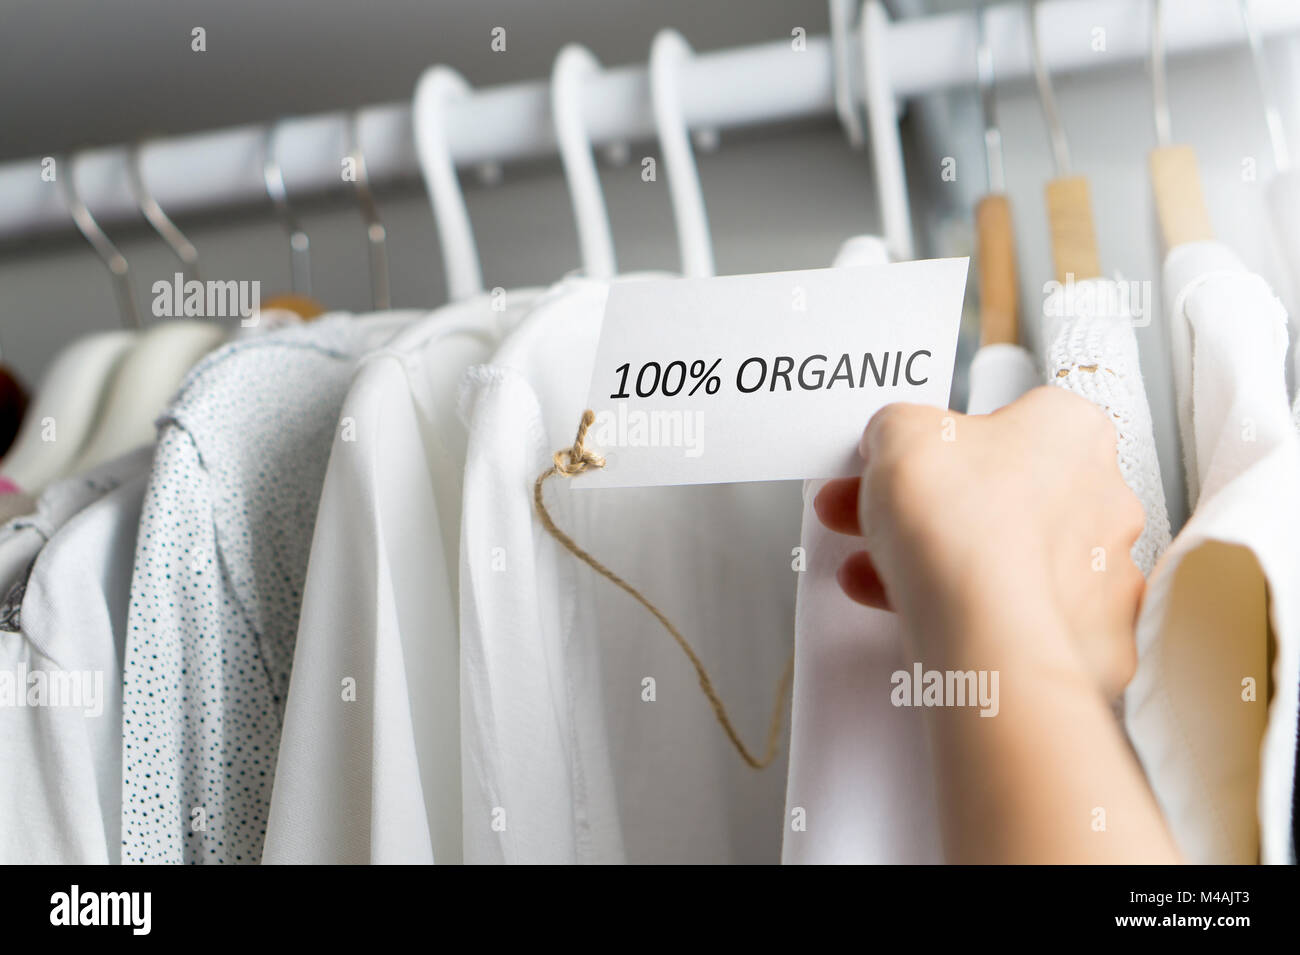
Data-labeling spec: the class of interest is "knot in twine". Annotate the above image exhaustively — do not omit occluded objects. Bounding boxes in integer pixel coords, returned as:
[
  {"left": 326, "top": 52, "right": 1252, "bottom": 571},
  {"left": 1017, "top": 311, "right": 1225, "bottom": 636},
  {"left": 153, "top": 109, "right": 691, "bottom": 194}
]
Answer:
[
  {"left": 550, "top": 409, "right": 605, "bottom": 477},
  {"left": 534, "top": 410, "right": 794, "bottom": 770}
]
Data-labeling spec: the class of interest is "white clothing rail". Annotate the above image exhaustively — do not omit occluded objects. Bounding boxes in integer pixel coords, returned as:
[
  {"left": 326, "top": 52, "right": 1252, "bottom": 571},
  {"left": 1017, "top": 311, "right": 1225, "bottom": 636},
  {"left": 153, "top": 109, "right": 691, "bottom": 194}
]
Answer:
[{"left": 1, "top": 0, "right": 1298, "bottom": 243}]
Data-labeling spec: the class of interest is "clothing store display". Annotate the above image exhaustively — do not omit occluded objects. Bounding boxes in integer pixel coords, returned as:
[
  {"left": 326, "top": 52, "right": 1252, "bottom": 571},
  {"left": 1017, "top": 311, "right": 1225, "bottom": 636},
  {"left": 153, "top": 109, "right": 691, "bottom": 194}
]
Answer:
[
  {"left": 4, "top": 0, "right": 1300, "bottom": 873},
  {"left": 1043, "top": 279, "right": 1171, "bottom": 575},
  {"left": 265, "top": 291, "right": 540, "bottom": 865},
  {"left": 119, "top": 314, "right": 415, "bottom": 865},
  {"left": 1125, "top": 241, "right": 1300, "bottom": 864},
  {"left": 459, "top": 276, "right": 798, "bottom": 864},
  {"left": 0, "top": 471, "right": 147, "bottom": 863}
]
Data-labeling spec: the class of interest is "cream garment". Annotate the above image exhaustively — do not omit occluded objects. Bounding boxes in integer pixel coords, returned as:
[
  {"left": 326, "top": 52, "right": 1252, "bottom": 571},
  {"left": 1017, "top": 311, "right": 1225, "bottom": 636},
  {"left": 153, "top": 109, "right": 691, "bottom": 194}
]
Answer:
[
  {"left": 70, "top": 321, "right": 227, "bottom": 474},
  {"left": 459, "top": 276, "right": 799, "bottom": 864},
  {"left": 1126, "top": 241, "right": 1300, "bottom": 864},
  {"left": 0, "top": 470, "right": 147, "bottom": 863},
  {"left": 781, "top": 238, "right": 1039, "bottom": 865},
  {"left": 1043, "top": 279, "right": 1171, "bottom": 575},
  {"left": 0, "top": 331, "right": 136, "bottom": 493},
  {"left": 265, "top": 290, "right": 541, "bottom": 865},
  {"left": 0, "top": 448, "right": 149, "bottom": 608}
]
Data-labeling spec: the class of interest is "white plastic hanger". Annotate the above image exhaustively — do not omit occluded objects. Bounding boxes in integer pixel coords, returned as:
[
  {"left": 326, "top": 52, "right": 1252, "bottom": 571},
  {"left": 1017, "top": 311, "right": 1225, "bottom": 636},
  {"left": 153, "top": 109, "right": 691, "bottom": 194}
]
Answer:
[
  {"left": 413, "top": 66, "right": 484, "bottom": 301},
  {"left": 829, "top": 0, "right": 865, "bottom": 149},
  {"left": 649, "top": 29, "right": 714, "bottom": 278},
  {"left": 859, "top": 1, "right": 913, "bottom": 261},
  {"left": 68, "top": 146, "right": 227, "bottom": 474},
  {"left": 552, "top": 44, "right": 617, "bottom": 279}
]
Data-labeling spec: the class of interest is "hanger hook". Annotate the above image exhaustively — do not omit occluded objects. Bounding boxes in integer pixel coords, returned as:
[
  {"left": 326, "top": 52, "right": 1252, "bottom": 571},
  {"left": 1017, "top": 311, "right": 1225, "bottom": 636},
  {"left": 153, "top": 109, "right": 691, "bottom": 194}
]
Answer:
[
  {"left": 414, "top": 66, "right": 484, "bottom": 302},
  {"left": 974, "top": 0, "right": 1005, "bottom": 193},
  {"left": 650, "top": 29, "right": 714, "bottom": 278},
  {"left": 829, "top": 0, "right": 865, "bottom": 148},
  {"left": 1028, "top": 0, "right": 1071, "bottom": 177},
  {"left": 128, "top": 140, "right": 200, "bottom": 283},
  {"left": 344, "top": 111, "right": 391, "bottom": 310},
  {"left": 54, "top": 153, "right": 141, "bottom": 329},
  {"left": 1149, "top": 0, "right": 1171, "bottom": 146},
  {"left": 859, "top": 1, "right": 913, "bottom": 260},
  {"left": 1237, "top": 0, "right": 1291, "bottom": 173},
  {"left": 552, "top": 44, "right": 617, "bottom": 279},
  {"left": 262, "top": 122, "right": 312, "bottom": 297}
]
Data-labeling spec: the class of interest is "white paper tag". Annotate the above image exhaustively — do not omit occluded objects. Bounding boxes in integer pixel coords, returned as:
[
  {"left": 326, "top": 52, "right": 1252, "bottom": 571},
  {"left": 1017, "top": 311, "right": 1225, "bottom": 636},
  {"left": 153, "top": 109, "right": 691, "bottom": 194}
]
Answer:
[{"left": 576, "top": 258, "right": 969, "bottom": 487}]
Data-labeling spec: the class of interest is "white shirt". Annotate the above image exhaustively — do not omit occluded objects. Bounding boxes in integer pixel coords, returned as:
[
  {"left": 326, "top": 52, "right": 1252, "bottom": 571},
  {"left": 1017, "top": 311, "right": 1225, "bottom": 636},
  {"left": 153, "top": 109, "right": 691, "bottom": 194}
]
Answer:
[
  {"left": 0, "top": 469, "right": 147, "bottom": 863},
  {"left": 120, "top": 314, "right": 417, "bottom": 864},
  {"left": 265, "top": 292, "right": 540, "bottom": 864},
  {"left": 1127, "top": 241, "right": 1300, "bottom": 864},
  {"left": 965, "top": 343, "right": 1040, "bottom": 416},
  {"left": 0, "top": 448, "right": 149, "bottom": 613},
  {"left": 781, "top": 237, "right": 1041, "bottom": 865},
  {"left": 459, "top": 277, "right": 799, "bottom": 864}
]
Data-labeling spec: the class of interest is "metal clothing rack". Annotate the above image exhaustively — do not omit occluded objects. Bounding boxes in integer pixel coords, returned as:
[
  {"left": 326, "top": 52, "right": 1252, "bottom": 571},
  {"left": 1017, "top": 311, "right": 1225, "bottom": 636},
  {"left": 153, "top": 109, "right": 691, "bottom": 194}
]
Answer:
[{"left": 1, "top": 0, "right": 1298, "bottom": 244}]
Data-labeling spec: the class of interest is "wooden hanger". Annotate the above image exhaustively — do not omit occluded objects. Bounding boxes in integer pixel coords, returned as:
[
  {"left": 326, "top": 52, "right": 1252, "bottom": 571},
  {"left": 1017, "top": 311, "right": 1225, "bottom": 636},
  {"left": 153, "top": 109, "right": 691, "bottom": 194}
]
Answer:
[
  {"left": 69, "top": 145, "right": 229, "bottom": 475},
  {"left": 1030, "top": 0, "right": 1102, "bottom": 285},
  {"left": 974, "top": 0, "right": 1019, "bottom": 347},
  {"left": 1149, "top": 0, "right": 1213, "bottom": 250},
  {"left": 259, "top": 293, "right": 326, "bottom": 320}
]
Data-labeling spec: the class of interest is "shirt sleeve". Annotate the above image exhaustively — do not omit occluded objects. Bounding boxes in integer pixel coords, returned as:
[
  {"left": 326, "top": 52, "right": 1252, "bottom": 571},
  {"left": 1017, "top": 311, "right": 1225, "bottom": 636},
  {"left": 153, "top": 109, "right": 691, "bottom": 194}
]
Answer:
[{"left": 120, "top": 424, "right": 278, "bottom": 864}]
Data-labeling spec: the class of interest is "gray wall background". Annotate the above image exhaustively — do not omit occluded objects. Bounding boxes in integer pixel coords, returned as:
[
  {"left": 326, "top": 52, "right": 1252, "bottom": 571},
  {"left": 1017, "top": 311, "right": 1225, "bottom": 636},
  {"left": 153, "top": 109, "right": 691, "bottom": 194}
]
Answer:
[{"left": 3, "top": 0, "right": 1300, "bottom": 530}]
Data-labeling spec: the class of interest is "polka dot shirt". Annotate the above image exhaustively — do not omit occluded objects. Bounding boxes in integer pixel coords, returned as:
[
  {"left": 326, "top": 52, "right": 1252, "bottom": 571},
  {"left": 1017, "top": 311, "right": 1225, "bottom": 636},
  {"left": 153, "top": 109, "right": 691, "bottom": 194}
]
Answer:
[{"left": 120, "top": 317, "right": 381, "bottom": 864}]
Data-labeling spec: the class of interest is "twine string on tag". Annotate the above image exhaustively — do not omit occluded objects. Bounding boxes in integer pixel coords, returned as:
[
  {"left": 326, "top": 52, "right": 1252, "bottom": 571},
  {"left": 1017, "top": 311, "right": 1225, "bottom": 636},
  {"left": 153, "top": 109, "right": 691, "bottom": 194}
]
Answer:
[{"left": 533, "top": 409, "right": 795, "bottom": 770}]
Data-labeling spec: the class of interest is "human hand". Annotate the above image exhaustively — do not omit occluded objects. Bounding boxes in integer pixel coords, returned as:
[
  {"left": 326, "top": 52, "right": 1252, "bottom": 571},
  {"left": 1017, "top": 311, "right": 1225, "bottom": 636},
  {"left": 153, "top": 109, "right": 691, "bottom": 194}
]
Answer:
[{"left": 814, "top": 386, "right": 1145, "bottom": 699}]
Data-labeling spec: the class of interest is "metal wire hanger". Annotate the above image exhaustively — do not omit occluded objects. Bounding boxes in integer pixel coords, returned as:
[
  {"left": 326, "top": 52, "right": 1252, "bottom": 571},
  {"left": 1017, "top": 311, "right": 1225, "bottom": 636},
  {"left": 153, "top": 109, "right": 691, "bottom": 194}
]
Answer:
[
  {"left": 262, "top": 121, "right": 313, "bottom": 298},
  {"left": 344, "top": 112, "right": 391, "bottom": 310},
  {"left": 54, "top": 153, "right": 141, "bottom": 329},
  {"left": 127, "top": 142, "right": 201, "bottom": 282}
]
